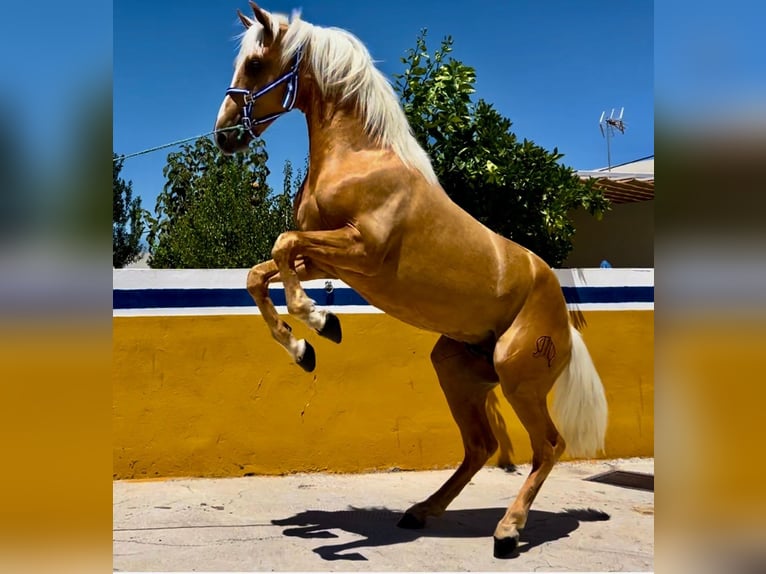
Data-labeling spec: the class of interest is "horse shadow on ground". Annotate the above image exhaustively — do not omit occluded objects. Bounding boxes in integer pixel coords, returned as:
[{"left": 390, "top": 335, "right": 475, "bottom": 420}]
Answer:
[{"left": 271, "top": 506, "right": 610, "bottom": 561}]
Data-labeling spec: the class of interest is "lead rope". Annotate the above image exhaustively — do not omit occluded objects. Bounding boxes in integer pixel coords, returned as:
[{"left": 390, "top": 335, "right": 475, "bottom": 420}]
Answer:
[{"left": 113, "top": 125, "right": 244, "bottom": 162}]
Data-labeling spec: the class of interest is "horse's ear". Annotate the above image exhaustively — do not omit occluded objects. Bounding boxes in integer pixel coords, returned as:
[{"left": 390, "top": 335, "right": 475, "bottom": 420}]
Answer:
[
  {"left": 237, "top": 9, "right": 254, "bottom": 29},
  {"left": 249, "top": 2, "right": 271, "bottom": 27},
  {"left": 249, "top": 2, "right": 274, "bottom": 45}
]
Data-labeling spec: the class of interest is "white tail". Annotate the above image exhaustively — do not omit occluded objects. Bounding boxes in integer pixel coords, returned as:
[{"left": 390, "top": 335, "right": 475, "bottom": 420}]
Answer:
[{"left": 551, "top": 325, "right": 608, "bottom": 458}]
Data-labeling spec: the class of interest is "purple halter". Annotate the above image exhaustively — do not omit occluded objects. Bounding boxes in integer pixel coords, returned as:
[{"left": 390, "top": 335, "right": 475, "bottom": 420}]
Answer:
[{"left": 225, "top": 48, "right": 303, "bottom": 137}]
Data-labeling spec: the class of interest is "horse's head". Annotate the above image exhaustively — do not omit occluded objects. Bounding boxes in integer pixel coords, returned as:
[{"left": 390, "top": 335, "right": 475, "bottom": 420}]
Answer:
[{"left": 215, "top": 2, "right": 297, "bottom": 154}]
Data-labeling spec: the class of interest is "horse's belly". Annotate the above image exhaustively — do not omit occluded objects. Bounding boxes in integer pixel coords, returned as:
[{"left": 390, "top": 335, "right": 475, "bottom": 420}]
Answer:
[{"left": 337, "top": 275, "right": 504, "bottom": 344}]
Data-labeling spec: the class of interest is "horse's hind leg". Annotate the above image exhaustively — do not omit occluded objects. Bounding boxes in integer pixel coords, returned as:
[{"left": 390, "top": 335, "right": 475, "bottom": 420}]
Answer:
[
  {"left": 398, "top": 335, "right": 499, "bottom": 528},
  {"left": 490, "top": 315, "right": 571, "bottom": 558}
]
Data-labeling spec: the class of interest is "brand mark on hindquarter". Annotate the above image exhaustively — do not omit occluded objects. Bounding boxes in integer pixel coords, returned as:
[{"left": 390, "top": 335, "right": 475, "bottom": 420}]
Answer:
[{"left": 532, "top": 336, "right": 556, "bottom": 367}]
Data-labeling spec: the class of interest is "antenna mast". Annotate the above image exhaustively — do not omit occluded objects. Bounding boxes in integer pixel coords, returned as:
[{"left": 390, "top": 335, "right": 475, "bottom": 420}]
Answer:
[{"left": 598, "top": 107, "right": 626, "bottom": 171}]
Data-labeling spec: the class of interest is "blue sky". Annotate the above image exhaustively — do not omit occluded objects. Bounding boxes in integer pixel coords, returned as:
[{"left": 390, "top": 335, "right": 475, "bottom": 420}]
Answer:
[{"left": 114, "top": 0, "right": 653, "bottom": 211}]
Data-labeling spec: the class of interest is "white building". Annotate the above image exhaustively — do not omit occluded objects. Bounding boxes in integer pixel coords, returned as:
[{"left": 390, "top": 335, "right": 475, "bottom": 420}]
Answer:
[{"left": 564, "top": 155, "right": 654, "bottom": 268}]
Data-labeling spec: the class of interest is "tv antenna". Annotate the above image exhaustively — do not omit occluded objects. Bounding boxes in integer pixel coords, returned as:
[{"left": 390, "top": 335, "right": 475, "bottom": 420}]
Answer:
[{"left": 599, "top": 107, "right": 626, "bottom": 171}]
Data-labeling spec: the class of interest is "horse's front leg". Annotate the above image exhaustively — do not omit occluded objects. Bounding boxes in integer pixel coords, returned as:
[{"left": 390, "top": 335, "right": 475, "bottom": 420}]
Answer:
[
  {"left": 270, "top": 226, "right": 385, "bottom": 371},
  {"left": 246, "top": 257, "right": 338, "bottom": 372}
]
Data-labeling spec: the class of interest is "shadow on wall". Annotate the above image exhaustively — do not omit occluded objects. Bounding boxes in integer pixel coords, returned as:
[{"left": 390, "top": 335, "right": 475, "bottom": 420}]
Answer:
[{"left": 271, "top": 506, "right": 610, "bottom": 561}]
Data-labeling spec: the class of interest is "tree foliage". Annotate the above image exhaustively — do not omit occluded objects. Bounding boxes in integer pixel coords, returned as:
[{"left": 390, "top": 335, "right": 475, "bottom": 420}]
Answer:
[
  {"left": 394, "top": 31, "right": 609, "bottom": 266},
  {"left": 278, "top": 158, "right": 306, "bottom": 233},
  {"left": 113, "top": 154, "right": 144, "bottom": 267},
  {"left": 146, "top": 137, "right": 298, "bottom": 268}
]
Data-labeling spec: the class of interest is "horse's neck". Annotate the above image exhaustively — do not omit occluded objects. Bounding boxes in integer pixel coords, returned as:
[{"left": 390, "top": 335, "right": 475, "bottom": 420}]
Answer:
[{"left": 299, "top": 85, "right": 374, "bottom": 168}]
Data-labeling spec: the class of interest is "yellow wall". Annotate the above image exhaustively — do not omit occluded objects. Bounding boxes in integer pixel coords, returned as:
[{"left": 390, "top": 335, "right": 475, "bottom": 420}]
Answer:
[{"left": 113, "top": 311, "right": 653, "bottom": 479}]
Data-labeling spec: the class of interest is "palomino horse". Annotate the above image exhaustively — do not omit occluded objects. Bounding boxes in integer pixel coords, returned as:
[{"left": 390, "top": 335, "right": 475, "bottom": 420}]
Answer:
[{"left": 214, "top": 3, "right": 608, "bottom": 558}]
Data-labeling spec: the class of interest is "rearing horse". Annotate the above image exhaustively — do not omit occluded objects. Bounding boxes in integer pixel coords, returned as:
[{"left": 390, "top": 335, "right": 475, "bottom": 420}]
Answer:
[{"left": 214, "top": 3, "right": 608, "bottom": 558}]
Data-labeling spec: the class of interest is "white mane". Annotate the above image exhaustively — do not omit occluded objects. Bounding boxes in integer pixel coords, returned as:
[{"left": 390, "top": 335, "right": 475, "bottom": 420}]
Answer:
[{"left": 236, "top": 10, "right": 438, "bottom": 185}]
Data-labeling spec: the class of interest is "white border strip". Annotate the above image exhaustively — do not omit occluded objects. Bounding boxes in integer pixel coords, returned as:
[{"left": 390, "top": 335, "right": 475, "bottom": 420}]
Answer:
[
  {"left": 113, "top": 269, "right": 341, "bottom": 291},
  {"left": 554, "top": 268, "right": 654, "bottom": 288},
  {"left": 114, "top": 305, "right": 385, "bottom": 317},
  {"left": 114, "top": 302, "right": 652, "bottom": 317},
  {"left": 567, "top": 302, "right": 653, "bottom": 311}
]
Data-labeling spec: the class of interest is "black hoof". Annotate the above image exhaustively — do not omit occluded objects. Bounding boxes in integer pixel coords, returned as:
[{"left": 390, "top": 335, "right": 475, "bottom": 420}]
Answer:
[
  {"left": 493, "top": 535, "right": 519, "bottom": 559},
  {"left": 316, "top": 312, "right": 342, "bottom": 343},
  {"left": 397, "top": 512, "right": 425, "bottom": 529},
  {"left": 296, "top": 341, "right": 316, "bottom": 372}
]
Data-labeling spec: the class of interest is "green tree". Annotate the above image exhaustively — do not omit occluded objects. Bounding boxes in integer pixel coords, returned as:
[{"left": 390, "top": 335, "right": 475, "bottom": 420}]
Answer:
[
  {"left": 280, "top": 156, "right": 309, "bottom": 225},
  {"left": 278, "top": 159, "right": 297, "bottom": 232},
  {"left": 394, "top": 31, "right": 609, "bottom": 266},
  {"left": 146, "top": 137, "right": 289, "bottom": 268},
  {"left": 113, "top": 153, "right": 144, "bottom": 267}
]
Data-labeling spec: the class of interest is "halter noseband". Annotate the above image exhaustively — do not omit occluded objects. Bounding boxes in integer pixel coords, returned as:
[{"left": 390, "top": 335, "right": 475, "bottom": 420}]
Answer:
[{"left": 225, "top": 48, "right": 303, "bottom": 137}]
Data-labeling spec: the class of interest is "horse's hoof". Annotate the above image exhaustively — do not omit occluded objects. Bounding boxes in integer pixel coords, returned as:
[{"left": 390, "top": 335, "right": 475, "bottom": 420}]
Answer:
[
  {"left": 493, "top": 534, "right": 519, "bottom": 559},
  {"left": 316, "top": 312, "right": 342, "bottom": 344},
  {"left": 397, "top": 512, "right": 425, "bottom": 529},
  {"left": 296, "top": 341, "right": 316, "bottom": 372}
]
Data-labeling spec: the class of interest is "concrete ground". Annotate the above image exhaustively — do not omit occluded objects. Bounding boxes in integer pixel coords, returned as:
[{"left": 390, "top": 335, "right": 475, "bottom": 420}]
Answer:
[{"left": 113, "top": 458, "right": 653, "bottom": 572}]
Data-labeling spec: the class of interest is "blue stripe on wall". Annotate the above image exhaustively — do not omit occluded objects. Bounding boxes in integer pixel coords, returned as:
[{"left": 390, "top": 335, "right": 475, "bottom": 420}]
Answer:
[
  {"left": 113, "top": 286, "right": 653, "bottom": 310},
  {"left": 561, "top": 286, "right": 653, "bottom": 304},
  {"left": 113, "top": 288, "right": 370, "bottom": 309}
]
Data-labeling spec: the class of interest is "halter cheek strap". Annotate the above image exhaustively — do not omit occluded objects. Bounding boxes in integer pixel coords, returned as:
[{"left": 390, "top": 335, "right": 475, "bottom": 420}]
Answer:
[{"left": 225, "top": 48, "right": 303, "bottom": 137}]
